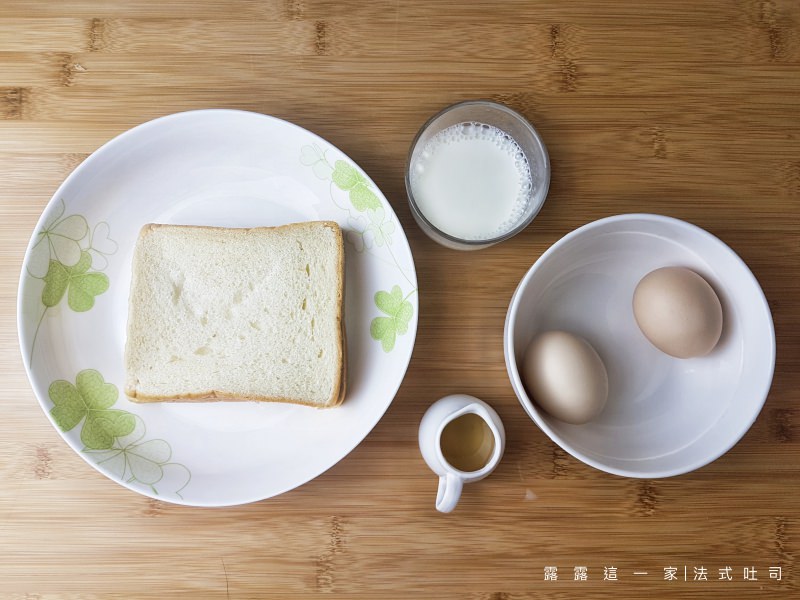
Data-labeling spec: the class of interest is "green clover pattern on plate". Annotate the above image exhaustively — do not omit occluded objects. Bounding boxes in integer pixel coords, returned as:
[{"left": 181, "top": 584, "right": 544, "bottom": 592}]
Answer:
[
  {"left": 300, "top": 144, "right": 417, "bottom": 352},
  {"left": 49, "top": 369, "right": 135, "bottom": 450},
  {"left": 49, "top": 370, "right": 191, "bottom": 498},
  {"left": 370, "top": 285, "right": 414, "bottom": 353},
  {"left": 27, "top": 198, "right": 117, "bottom": 363},
  {"left": 26, "top": 200, "right": 192, "bottom": 499}
]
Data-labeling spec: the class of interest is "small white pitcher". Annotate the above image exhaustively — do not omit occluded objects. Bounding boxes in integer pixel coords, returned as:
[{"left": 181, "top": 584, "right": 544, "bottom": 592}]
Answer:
[{"left": 418, "top": 394, "right": 506, "bottom": 513}]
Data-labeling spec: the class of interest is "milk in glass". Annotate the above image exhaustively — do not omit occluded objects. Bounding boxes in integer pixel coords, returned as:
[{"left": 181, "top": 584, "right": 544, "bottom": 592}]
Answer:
[{"left": 409, "top": 122, "right": 533, "bottom": 241}]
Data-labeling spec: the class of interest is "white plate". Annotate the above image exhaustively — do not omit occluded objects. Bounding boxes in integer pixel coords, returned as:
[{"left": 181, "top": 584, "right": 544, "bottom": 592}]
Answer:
[
  {"left": 505, "top": 214, "right": 775, "bottom": 477},
  {"left": 17, "top": 110, "right": 418, "bottom": 506}
]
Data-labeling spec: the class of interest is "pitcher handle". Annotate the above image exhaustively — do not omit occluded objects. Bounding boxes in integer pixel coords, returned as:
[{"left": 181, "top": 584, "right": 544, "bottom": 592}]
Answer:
[{"left": 435, "top": 473, "right": 463, "bottom": 513}]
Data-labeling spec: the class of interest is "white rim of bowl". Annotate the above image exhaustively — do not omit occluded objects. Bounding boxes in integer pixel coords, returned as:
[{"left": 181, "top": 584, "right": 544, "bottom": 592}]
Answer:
[{"left": 503, "top": 213, "right": 776, "bottom": 478}]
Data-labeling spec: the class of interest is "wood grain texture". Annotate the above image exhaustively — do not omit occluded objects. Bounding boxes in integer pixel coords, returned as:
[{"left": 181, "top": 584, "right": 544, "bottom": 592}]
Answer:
[{"left": 0, "top": 1, "right": 798, "bottom": 598}]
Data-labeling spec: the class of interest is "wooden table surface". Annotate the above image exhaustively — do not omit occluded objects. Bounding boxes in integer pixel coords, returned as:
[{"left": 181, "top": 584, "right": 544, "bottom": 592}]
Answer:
[{"left": 1, "top": 1, "right": 798, "bottom": 598}]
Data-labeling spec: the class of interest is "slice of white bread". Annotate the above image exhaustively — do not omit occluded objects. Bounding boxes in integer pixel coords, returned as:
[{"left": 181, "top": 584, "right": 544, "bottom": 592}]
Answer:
[{"left": 124, "top": 221, "right": 345, "bottom": 407}]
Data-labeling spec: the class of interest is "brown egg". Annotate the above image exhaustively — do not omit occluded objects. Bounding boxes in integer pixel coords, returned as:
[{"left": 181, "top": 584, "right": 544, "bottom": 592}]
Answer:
[
  {"left": 633, "top": 267, "right": 723, "bottom": 359},
  {"left": 522, "top": 331, "right": 609, "bottom": 425}
]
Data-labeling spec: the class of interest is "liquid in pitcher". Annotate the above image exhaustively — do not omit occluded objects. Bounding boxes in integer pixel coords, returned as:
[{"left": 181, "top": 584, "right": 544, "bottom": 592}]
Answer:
[{"left": 439, "top": 413, "right": 495, "bottom": 472}]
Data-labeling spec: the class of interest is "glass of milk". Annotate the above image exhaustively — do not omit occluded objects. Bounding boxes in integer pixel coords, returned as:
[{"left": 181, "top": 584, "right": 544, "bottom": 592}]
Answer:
[{"left": 406, "top": 100, "right": 550, "bottom": 250}]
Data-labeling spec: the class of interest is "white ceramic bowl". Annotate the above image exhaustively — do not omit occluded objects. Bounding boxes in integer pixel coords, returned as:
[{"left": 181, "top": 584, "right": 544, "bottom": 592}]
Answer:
[{"left": 504, "top": 214, "right": 775, "bottom": 478}]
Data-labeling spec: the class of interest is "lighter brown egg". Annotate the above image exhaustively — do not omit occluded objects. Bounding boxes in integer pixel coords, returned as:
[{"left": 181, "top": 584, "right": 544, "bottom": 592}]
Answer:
[
  {"left": 522, "top": 331, "right": 609, "bottom": 425},
  {"left": 633, "top": 267, "right": 723, "bottom": 359}
]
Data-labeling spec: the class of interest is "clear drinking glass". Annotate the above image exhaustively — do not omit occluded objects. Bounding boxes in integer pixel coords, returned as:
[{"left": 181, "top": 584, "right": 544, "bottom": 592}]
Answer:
[{"left": 405, "top": 100, "right": 550, "bottom": 250}]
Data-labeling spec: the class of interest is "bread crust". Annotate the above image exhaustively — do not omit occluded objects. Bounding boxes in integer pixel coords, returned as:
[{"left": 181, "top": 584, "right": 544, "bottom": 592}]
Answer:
[{"left": 125, "top": 220, "right": 346, "bottom": 408}]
